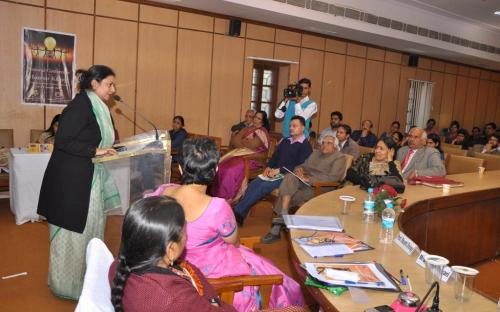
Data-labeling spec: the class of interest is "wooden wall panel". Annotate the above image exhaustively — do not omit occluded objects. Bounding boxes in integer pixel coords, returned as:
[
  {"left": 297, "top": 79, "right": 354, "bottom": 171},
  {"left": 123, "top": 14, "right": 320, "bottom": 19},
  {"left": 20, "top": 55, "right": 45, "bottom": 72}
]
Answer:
[
  {"left": 431, "top": 60, "right": 445, "bottom": 72},
  {"left": 430, "top": 71, "right": 444, "bottom": 125},
  {"left": 385, "top": 51, "right": 402, "bottom": 64},
  {"left": 445, "top": 63, "right": 458, "bottom": 75},
  {"left": 496, "top": 95, "right": 500, "bottom": 124},
  {"left": 45, "top": 9, "right": 94, "bottom": 127},
  {"left": 486, "top": 82, "right": 499, "bottom": 124},
  {"left": 343, "top": 56, "right": 366, "bottom": 128},
  {"left": 379, "top": 63, "right": 401, "bottom": 134},
  {"left": 136, "top": 24, "right": 177, "bottom": 134},
  {"left": 275, "top": 29, "right": 301, "bottom": 46},
  {"left": 94, "top": 17, "right": 138, "bottom": 139},
  {"left": 462, "top": 78, "right": 479, "bottom": 130},
  {"left": 0, "top": 2, "right": 44, "bottom": 146},
  {"left": 96, "top": 0, "right": 138, "bottom": 20},
  {"left": 245, "top": 23, "right": 275, "bottom": 42},
  {"left": 139, "top": 4, "right": 178, "bottom": 27},
  {"left": 367, "top": 47, "right": 385, "bottom": 61},
  {"left": 469, "top": 68, "right": 481, "bottom": 78},
  {"left": 439, "top": 74, "right": 457, "bottom": 130},
  {"left": 319, "top": 53, "right": 346, "bottom": 131},
  {"left": 11, "top": 0, "right": 43, "bottom": 5},
  {"left": 175, "top": 29, "right": 213, "bottom": 134},
  {"left": 458, "top": 66, "right": 469, "bottom": 77},
  {"left": 346, "top": 43, "right": 366, "bottom": 58},
  {"left": 301, "top": 34, "right": 325, "bottom": 50},
  {"left": 474, "top": 80, "right": 490, "bottom": 126},
  {"left": 396, "top": 67, "right": 416, "bottom": 130},
  {"left": 416, "top": 69, "right": 430, "bottom": 81},
  {"left": 209, "top": 35, "right": 245, "bottom": 144},
  {"left": 178, "top": 11, "right": 213, "bottom": 32},
  {"left": 47, "top": 0, "right": 94, "bottom": 13},
  {"left": 299, "top": 48, "right": 324, "bottom": 133},
  {"left": 361, "top": 60, "right": 384, "bottom": 134},
  {"left": 325, "top": 38, "right": 346, "bottom": 54},
  {"left": 452, "top": 76, "right": 468, "bottom": 124},
  {"left": 274, "top": 44, "right": 300, "bottom": 83},
  {"left": 418, "top": 58, "right": 431, "bottom": 70}
]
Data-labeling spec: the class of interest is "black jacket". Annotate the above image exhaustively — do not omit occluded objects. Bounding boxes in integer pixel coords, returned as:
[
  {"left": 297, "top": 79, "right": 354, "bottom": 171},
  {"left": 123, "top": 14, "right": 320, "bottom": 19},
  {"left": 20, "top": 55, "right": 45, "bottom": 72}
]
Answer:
[{"left": 37, "top": 92, "right": 101, "bottom": 233}]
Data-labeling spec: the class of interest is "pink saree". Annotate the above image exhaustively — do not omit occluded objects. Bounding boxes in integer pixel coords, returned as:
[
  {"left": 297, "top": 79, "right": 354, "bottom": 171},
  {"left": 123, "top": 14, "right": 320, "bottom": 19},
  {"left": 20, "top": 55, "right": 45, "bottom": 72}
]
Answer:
[
  {"left": 210, "top": 127, "right": 269, "bottom": 204},
  {"left": 146, "top": 185, "right": 304, "bottom": 312}
]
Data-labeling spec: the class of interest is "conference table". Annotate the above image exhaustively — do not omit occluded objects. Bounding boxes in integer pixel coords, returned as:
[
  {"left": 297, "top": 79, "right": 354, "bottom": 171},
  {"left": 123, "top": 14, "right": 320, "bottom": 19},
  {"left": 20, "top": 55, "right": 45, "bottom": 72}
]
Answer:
[{"left": 289, "top": 170, "right": 500, "bottom": 311}]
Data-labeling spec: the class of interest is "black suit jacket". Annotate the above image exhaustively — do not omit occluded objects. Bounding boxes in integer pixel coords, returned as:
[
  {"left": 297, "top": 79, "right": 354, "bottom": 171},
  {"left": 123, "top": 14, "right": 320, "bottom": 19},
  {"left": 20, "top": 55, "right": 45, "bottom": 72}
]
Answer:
[{"left": 37, "top": 92, "right": 101, "bottom": 233}]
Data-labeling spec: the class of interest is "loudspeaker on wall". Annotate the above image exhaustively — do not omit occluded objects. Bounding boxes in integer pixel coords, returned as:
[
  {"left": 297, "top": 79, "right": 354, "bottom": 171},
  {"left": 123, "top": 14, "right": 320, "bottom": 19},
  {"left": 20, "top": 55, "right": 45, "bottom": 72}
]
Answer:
[
  {"left": 408, "top": 55, "right": 419, "bottom": 67},
  {"left": 228, "top": 19, "right": 241, "bottom": 37}
]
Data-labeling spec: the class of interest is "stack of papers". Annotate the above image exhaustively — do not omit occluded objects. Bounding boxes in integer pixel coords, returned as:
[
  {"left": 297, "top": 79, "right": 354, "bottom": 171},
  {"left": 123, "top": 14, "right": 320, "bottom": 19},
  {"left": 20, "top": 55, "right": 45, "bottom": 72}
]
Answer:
[
  {"left": 283, "top": 215, "right": 343, "bottom": 232},
  {"left": 294, "top": 232, "right": 372, "bottom": 258},
  {"left": 299, "top": 244, "right": 353, "bottom": 258}
]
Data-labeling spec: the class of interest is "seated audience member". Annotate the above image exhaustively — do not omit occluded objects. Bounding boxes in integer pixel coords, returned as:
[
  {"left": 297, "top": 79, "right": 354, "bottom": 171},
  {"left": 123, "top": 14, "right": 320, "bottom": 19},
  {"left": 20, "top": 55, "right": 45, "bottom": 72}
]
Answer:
[
  {"left": 379, "top": 121, "right": 400, "bottom": 140},
  {"left": 210, "top": 111, "right": 270, "bottom": 204},
  {"left": 444, "top": 120, "right": 460, "bottom": 144},
  {"left": 451, "top": 129, "right": 468, "bottom": 148},
  {"left": 262, "top": 135, "right": 346, "bottom": 244},
  {"left": 351, "top": 120, "right": 378, "bottom": 148},
  {"left": 392, "top": 131, "right": 404, "bottom": 149},
  {"left": 318, "top": 111, "right": 342, "bottom": 143},
  {"left": 231, "top": 109, "right": 255, "bottom": 134},
  {"left": 425, "top": 118, "right": 438, "bottom": 136},
  {"left": 465, "top": 126, "right": 484, "bottom": 148},
  {"left": 109, "top": 196, "right": 237, "bottom": 312},
  {"left": 169, "top": 116, "right": 188, "bottom": 160},
  {"left": 426, "top": 133, "right": 445, "bottom": 160},
  {"left": 233, "top": 116, "right": 313, "bottom": 224},
  {"left": 146, "top": 138, "right": 304, "bottom": 311},
  {"left": 397, "top": 127, "right": 446, "bottom": 179},
  {"left": 336, "top": 124, "right": 360, "bottom": 160},
  {"left": 38, "top": 114, "right": 60, "bottom": 144},
  {"left": 346, "top": 137, "right": 404, "bottom": 192},
  {"left": 481, "top": 134, "right": 499, "bottom": 155}
]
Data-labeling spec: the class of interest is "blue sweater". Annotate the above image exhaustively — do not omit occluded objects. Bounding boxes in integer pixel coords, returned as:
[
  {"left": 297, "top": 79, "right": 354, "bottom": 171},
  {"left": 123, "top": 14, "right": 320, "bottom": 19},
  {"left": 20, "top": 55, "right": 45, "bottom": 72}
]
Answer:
[{"left": 267, "top": 137, "right": 312, "bottom": 173}]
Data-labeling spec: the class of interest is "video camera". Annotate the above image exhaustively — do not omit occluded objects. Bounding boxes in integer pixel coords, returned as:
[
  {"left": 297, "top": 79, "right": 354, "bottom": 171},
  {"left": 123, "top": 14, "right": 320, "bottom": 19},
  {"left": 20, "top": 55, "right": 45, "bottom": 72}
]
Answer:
[{"left": 283, "top": 83, "right": 303, "bottom": 98}]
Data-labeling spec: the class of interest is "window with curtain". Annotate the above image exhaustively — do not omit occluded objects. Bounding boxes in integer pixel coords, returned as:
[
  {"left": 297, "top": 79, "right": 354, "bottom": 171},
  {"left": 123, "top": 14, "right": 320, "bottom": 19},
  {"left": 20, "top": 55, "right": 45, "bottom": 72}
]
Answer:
[{"left": 406, "top": 79, "right": 434, "bottom": 132}]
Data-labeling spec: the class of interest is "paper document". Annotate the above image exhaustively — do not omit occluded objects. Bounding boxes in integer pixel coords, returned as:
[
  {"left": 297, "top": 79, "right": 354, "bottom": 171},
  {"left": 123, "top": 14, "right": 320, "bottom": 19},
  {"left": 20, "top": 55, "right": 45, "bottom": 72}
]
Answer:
[
  {"left": 284, "top": 215, "right": 343, "bottom": 232},
  {"left": 282, "top": 167, "right": 312, "bottom": 187},
  {"left": 295, "top": 232, "right": 372, "bottom": 252},
  {"left": 299, "top": 243, "right": 353, "bottom": 258},
  {"left": 257, "top": 173, "right": 284, "bottom": 182}
]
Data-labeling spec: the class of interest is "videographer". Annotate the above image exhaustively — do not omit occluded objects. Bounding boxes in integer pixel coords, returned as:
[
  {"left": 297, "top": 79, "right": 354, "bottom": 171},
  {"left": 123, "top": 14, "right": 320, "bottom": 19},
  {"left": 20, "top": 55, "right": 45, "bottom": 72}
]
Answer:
[{"left": 275, "top": 78, "right": 317, "bottom": 138}]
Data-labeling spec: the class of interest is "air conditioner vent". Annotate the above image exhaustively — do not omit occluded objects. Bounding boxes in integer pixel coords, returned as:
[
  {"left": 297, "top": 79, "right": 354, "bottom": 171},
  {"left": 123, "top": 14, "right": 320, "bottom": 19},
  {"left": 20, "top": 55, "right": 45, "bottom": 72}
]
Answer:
[{"left": 275, "top": 0, "right": 500, "bottom": 55}]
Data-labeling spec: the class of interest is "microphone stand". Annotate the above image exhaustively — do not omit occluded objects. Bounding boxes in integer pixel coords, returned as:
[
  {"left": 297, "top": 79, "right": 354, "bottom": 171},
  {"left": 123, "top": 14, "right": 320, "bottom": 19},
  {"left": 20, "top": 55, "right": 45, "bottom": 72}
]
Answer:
[
  {"left": 113, "top": 95, "right": 159, "bottom": 141},
  {"left": 415, "top": 281, "right": 441, "bottom": 312}
]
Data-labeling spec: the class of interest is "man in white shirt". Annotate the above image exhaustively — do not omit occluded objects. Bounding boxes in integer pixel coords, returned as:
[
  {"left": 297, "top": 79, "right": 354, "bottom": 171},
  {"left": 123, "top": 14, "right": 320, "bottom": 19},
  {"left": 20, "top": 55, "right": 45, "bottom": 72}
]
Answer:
[
  {"left": 318, "top": 111, "right": 343, "bottom": 144},
  {"left": 275, "top": 78, "right": 317, "bottom": 138}
]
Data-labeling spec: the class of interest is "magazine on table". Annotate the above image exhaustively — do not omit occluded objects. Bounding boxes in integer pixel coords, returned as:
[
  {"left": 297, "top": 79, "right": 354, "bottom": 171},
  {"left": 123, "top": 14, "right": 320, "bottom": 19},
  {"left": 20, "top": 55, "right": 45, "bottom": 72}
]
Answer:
[
  {"left": 283, "top": 215, "right": 343, "bottom": 232},
  {"left": 295, "top": 232, "right": 373, "bottom": 255},
  {"left": 304, "top": 262, "right": 401, "bottom": 291}
]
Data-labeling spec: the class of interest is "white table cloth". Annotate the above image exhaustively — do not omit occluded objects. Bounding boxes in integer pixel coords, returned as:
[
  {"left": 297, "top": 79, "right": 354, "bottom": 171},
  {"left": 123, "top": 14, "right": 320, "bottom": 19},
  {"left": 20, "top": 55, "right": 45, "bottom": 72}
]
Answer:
[{"left": 9, "top": 148, "right": 50, "bottom": 224}]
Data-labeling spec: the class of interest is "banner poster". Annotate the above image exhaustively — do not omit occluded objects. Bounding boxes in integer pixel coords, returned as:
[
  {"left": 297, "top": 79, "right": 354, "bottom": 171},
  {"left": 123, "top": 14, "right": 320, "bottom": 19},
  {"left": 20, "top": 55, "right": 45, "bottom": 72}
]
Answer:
[{"left": 21, "top": 27, "right": 76, "bottom": 106}]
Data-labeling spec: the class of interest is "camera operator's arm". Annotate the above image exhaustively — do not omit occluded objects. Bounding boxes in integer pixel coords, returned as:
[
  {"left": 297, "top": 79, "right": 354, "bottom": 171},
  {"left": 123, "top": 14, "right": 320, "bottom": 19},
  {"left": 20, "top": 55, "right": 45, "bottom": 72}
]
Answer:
[
  {"left": 274, "top": 99, "right": 287, "bottom": 119},
  {"left": 294, "top": 100, "right": 317, "bottom": 120}
]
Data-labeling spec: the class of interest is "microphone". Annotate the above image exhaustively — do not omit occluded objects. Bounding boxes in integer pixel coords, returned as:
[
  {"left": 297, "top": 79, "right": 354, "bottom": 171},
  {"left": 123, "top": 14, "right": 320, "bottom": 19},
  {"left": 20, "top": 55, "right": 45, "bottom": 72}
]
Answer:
[
  {"left": 415, "top": 281, "right": 441, "bottom": 312},
  {"left": 113, "top": 95, "right": 159, "bottom": 141}
]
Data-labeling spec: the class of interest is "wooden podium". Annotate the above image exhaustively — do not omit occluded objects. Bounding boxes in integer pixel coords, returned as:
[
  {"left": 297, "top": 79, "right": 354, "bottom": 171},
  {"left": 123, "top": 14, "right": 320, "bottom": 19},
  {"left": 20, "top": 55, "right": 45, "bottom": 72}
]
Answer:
[{"left": 92, "top": 130, "right": 171, "bottom": 215}]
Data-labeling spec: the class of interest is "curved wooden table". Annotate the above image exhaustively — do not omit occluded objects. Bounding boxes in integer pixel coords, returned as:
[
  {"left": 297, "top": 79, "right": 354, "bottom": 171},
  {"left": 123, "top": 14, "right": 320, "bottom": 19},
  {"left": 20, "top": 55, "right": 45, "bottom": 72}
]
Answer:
[{"left": 290, "top": 171, "right": 500, "bottom": 312}]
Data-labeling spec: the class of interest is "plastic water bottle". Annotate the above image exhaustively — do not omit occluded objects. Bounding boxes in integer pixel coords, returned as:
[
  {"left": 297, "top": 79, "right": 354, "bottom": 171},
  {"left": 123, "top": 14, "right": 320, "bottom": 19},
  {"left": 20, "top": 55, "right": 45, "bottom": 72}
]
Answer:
[
  {"left": 380, "top": 201, "right": 395, "bottom": 244},
  {"left": 362, "top": 188, "right": 375, "bottom": 223}
]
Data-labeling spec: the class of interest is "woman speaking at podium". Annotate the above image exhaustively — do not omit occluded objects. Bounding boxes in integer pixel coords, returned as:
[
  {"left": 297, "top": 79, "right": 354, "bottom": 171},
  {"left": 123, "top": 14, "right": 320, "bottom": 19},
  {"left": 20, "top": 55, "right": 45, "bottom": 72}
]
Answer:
[{"left": 37, "top": 65, "right": 120, "bottom": 299}]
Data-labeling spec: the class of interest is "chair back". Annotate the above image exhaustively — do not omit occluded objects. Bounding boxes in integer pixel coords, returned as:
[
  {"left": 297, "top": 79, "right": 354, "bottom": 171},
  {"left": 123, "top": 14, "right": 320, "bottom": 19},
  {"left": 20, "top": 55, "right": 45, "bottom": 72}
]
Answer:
[
  {"left": 471, "top": 152, "right": 500, "bottom": 171},
  {"left": 445, "top": 154, "right": 485, "bottom": 175},
  {"left": 267, "top": 136, "right": 278, "bottom": 159},
  {"left": 0, "top": 129, "right": 14, "bottom": 148},
  {"left": 30, "top": 129, "right": 45, "bottom": 143},
  {"left": 75, "top": 238, "right": 114, "bottom": 312},
  {"left": 442, "top": 145, "right": 467, "bottom": 157},
  {"left": 358, "top": 146, "right": 373, "bottom": 155},
  {"left": 188, "top": 133, "right": 222, "bottom": 151},
  {"left": 342, "top": 154, "right": 354, "bottom": 181},
  {"left": 441, "top": 143, "right": 462, "bottom": 150}
]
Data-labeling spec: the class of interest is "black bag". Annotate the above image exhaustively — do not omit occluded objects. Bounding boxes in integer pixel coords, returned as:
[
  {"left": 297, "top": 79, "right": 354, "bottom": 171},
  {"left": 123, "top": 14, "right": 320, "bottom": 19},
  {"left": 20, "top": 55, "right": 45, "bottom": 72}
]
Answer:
[{"left": 369, "top": 175, "right": 405, "bottom": 194}]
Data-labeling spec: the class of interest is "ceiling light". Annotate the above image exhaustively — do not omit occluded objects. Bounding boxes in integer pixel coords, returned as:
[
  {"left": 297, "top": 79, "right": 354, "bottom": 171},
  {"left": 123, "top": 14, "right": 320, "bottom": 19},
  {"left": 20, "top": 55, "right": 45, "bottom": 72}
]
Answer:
[{"left": 495, "top": 11, "right": 500, "bottom": 16}]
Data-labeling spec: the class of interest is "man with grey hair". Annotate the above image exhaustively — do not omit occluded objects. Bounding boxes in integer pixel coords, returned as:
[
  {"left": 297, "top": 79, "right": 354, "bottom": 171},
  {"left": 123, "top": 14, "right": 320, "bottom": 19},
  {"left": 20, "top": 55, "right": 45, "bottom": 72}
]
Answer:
[
  {"left": 231, "top": 109, "right": 255, "bottom": 133},
  {"left": 397, "top": 127, "right": 446, "bottom": 179},
  {"left": 262, "top": 134, "right": 347, "bottom": 243}
]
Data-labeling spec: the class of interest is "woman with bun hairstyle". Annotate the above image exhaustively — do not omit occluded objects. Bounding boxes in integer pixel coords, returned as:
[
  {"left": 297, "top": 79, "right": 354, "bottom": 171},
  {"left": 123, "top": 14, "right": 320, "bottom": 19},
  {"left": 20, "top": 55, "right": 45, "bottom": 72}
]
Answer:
[{"left": 37, "top": 65, "right": 120, "bottom": 299}]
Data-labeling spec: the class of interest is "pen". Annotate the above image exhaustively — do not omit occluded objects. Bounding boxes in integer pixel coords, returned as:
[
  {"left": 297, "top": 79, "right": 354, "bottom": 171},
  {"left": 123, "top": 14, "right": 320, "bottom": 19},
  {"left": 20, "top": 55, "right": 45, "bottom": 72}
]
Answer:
[
  {"left": 400, "top": 269, "right": 407, "bottom": 285},
  {"left": 345, "top": 280, "right": 384, "bottom": 286},
  {"left": 406, "top": 275, "right": 413, "bottom": 292}
]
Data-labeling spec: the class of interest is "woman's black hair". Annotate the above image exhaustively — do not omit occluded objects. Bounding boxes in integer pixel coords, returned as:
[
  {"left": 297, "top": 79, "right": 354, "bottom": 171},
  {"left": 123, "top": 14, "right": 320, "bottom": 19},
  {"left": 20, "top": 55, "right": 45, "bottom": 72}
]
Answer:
[
  {"left": 76, "top": 65, "right": 115, "bottom": 91},
  {"left": 45, "top": 114, "right": 61, "bottom": 135},
  {"left": 111, "top": 196, "right": 186, "bottom": 312},
  {"left": 378, "top": 137, "right": 398, "bottom": 151},
  {"left": 427, "top": 133, "right": 443, "bottom": 154},
  {"left": 449, "top": 120, "right": 460, "bottom": 130},
  {"left": 180, "top": 137, "right": 220, "bottom": 186},
  {"left": 256, "top": 110, "right": 270, "bottom": 131},
  {"left": 173, "top": 115, "right": 185, "bottom": 127}
]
